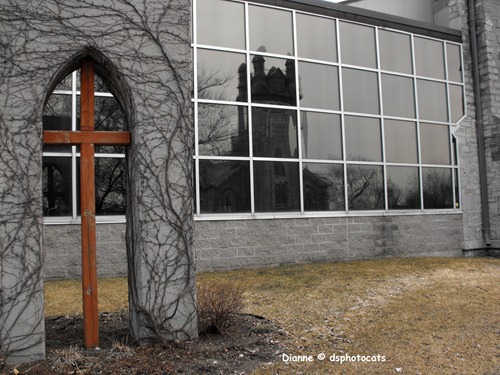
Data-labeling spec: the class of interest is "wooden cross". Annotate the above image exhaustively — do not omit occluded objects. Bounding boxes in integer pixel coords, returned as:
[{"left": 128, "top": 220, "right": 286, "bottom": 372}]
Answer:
[{"left": 43, "top": 58, "right": 130, "bottom": 348}]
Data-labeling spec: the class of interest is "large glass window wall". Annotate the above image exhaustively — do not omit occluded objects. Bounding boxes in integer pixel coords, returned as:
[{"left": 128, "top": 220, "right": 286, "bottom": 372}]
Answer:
[{"left": 194, "top": 0, "right": 465, "bottom": 216}]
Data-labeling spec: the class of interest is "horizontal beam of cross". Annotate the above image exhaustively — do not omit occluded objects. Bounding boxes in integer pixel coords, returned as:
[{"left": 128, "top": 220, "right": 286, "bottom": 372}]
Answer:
[{"left": 43, "top": 130, "right": 130, "bottom": 145}]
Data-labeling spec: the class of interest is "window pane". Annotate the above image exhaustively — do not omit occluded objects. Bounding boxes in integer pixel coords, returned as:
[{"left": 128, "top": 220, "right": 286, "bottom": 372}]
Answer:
[
  {"left": 384, "top": 120, "right": 418, "bottom": 164},
  {"left": 54, "top": 73, "right": 73, "bottom": 91},
  {"left": 197, "top": 0, "right": 245, "bottom": 49},
  {"left": 345, "top": 116, "right": 381, "bottom": 162},
  {"left": 339, "top": 21, "right": 376, "bottom": 68},
  {"left": 387, "top": 166, "right": 420, "bottom": 209},
  {"left": 449, "top": 84, "right": 465, "bottom": 123},
  {"left": 296, "top": 14, "right": 337, "bottom": 62},
  {"left": 251, "top": 55, "right": 296, "bottom": 106},
  {"left": 417, "top": 80, "right": 448, "bottom": 122},
  {"left": 299, "top": 62, "right": 339, "bottom": 110},
  {"left": 198, "top": 104, "right": 248, "bottom": 156},
  {"left": 342, "top": 68, "right": 380, "bottom": 115},
  {"left": 301, "top": 112, "right": 342, "bottom": 160},
  {"left": 254, "top": 161, "right": 299, "bottom": 212},
  {"left": 249, "top": 5, "right": 293, "bottom": 55},
  {"left": 252, "top": 108, "right": 298, "bottom": 158},
  {"left": 422, "top": 167, "right": 453, "bottom": 209},
  {"left": 379, "top": 30, "right": 412, "bottom": 74},
  {"left": 303, "top": 163, "right": 344, "bottom": 211},
  {"left": 420, "top": 123, "right": 451, "bottom": 165},
  {"left": 43, "top": 95, "right": 73, "bottom": 153},
  {"left": 95, "top": 158, "right": 126, "bottom": 215},
  {"left": 382, "top": 74, "right": 415, "bottom": 118},
  {"left": 94, "top": 73, "right": 110, "bottom": 93},
  {"left": 199, "top": 160, "right": 250, "bottom": 213},
  {"left": 446, "top": 43, "right": 463, "bottom": 82},
  {"left": 43, "top": 156, "right": 73, "bottom": 216},
  {"left": 414, "top": 37, "right": 445, "bottom": 79},
  {"left": 347, "top": 165, "right": 384, "bottom": 210},
  {"left": 197, "top": 49, "right": 245, "bottom": 101}
]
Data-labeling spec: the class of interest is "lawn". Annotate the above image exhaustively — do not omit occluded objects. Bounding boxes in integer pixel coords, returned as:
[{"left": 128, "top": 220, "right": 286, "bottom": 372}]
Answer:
[{"left": 43, "top": 257, "right": 500, "bottom": 374}]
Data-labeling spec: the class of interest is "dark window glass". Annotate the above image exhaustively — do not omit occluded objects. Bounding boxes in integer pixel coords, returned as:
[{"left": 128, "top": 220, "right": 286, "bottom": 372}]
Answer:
[
  {"left": 384, "top": 120, "right": 418, "bottom": 164},
  {"left": 417, "top": 80, "right": 448, "bottom": 122},
  {"left": 387, "top": 166, "right": 421, "bottom": 209},
  {"left": 454, "top": 168, "right": 460, "bottom": 208},
  {"left": 446, "top": 43, "right": 463, "bottom": 82},
  {"left": 347, "top": 165, "right": 384, "bottom": 210},
  {"left": 296, "top": 14, "right": 337, "bottom": 62},
  {"left": 43, "top": 95, "right": 73, "bottom": 153},
  {"left": 452, "top": 136, "right": 458, "bottom": 166},
  {"left": 342, "top": 68, "right": 380, "bottom": 115},
  {"left": 43, "top": 156, "right": 73, "bottom": 216},
  {"left": 250, "top": 55, "right": 296, "bottom": 106},
  {"left": 379, "top": 30, "right": 412, "bottom": 74},
  {"left": 54, "top": 73, "right": 73, "bottom": 91},
  {"left": 198, "top": 104, "right": 248, "bottom": 156},
  {"left": 449, "top": 84, "right": 465, "bottom": 123},
  {"left": 420, "top": 123, "right": 451, "bottom": 165},
  {"left": 422, "top": 167, "right": 453, "bottom": 209},
  {"left": 414, "top": 37, "right": 445, "bottom": 79},
  {"left": 199, "top": 160, "right": 250, "bottom": 213},
  {"left": 299, "top": 62, "right": 339, "bottom": 110},
  {"left": 382, "top": 74, "right": 415, "bottom": 118},
  {"left": 197, "top": 0, "right": 245, "bottom": 49},
  {"left": 301, "top": 112, "right": 342, "bottom": 160},
  {"left": 94, "top": 73, "right": 109, "bottom": 93},
  {"left": 252, "top": 108, "right": 297, "bottom": 158},
  {"left": 249, "top": 5, "right": 293, "bottom": 55},
  {"left": 345, "top": 116, "right": 381, "bottom": 162},
  {"left": 339, "top": 21, "right": 376, "bottom": 68},
  {"left": 254, "top": 161, "right": 299, "bottom": 212},
  {"left": 94, "top": 96, "right": 127, "bottom": 154},
  {"left": 95, "top": 158, "right": 126, "bottom": 215},
  {"left": 197, "top": 49, "right": 246, "bottom": 101},
  {"left": 303, "top": 163, "right": 344, "bottom": 211}
]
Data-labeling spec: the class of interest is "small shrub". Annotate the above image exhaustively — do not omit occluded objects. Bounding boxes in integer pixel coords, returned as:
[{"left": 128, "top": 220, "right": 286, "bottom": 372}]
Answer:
[{"left": 197, "top": 279, "right": 245, "bottom": 334}]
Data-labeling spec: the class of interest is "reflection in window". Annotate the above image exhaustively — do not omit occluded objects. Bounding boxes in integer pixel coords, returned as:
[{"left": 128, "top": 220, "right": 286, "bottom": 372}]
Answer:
[
  {"left": 197, "top": 49, "right": 246, "bottom": 101},
  {"left": 301, "top": 112, "right": 342, "bottom": 160},
  {"left": 342, "top": 68, "right": 380, "bottom": 115},
  {"left": 254, "top": 161, "right": 299, "bottom": 212},
  {"left": 199, "top": 160, "right": 250, "bottom": 213},
  {"left": 296, "top": 13, "right": 337, "bottom": 62},
  {"left": 299, "top": 62, "right": 339, "bottom": 110},
  {"left": 449, "top": 84, "right": 465, "bottom": 123},
  {"left": 197, "top": 0, "right": 245, "bottom": 49},
  {"left": 345, "top": 116, "right": 381, "bottom": 162},
  {"left": 347, "top": 165, "right": 384, "bottom": 210},
  {"left": 423, "top": 168, "right": 453, "bottom": 209},
  {"left": 417, "top": 80, "right": 448, "bottom": 122},
  {"left": 95, "top": 158, "right": 126, "bottom": 215},
  {"left": 382, "top": 74, "right": 415, "bottom": 118},
  {"left": 252, "top": 108, "right": 297, "bottom": 158},
  {"left": 387, "top": 166, "right": 420, "bottom": 209},
  {"left": 339, "top": 21, "right": 376, "bottom": 68},
  {"left": 379, "top": 30, "right": 412, "bottom": 74},
  {"left": 249, "top": 5, "right": 293, "bottom": 55},
  {"left": 250, "top": 55, "right": 296, "bottom": 106},
  {"left": 43, "top": 158, "right": 72, "bottom": 216},
  {"left": 198, "top": 104, "right": 248, "bottom": 156},
  {"left": 446, "top": 43, "right": 463, "bottom": 83},
  {"left": 303, "top": 163, "right": 344, "bottom": 211}
]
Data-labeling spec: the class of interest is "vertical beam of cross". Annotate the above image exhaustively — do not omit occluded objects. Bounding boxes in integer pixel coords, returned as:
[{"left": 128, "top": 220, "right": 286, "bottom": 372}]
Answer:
[
  {"left": 80, "top": 58, "right": 99, "bottom": 348},
  {"left": 43, "top": 58, "right": 130, "bottom": 348}
]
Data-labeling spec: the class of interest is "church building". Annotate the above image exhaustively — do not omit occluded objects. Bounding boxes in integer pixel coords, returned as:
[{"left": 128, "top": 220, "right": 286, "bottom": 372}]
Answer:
[{"left": 1, "top": 0, "right": 499, "bottom": 364}]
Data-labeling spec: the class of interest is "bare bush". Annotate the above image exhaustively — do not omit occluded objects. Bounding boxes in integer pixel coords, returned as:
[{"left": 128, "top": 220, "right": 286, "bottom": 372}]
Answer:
[{"left": 197, "top": 280, "right": 245, "bottom": 335}]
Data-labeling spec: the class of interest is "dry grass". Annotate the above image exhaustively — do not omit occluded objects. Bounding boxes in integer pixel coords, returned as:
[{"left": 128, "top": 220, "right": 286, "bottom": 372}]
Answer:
[{"left": 44, "top": 257, "right": 500, "bottom": 374}]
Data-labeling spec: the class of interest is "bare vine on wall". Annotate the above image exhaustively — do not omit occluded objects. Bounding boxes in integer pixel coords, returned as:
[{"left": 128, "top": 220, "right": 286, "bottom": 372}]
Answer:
[{"left": 0, "top": 0, "right": 196, "bottom": 361}]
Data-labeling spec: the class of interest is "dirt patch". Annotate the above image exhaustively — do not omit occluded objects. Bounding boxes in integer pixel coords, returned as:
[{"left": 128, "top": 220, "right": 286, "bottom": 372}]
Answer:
[{"left": 8, "top": 311, "right": 285, "bottom": 374}]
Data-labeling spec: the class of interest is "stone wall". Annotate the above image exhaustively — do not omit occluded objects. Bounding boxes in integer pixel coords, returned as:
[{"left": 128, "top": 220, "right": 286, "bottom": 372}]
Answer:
[
  {"left": 194, "top": 214, "right": 464, "bottom": 271},
  {"left": 43, "top": 224, "right": 127, "bottom": 279}
]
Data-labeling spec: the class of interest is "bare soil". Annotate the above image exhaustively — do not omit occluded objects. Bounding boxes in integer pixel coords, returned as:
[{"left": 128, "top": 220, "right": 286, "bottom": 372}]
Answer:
[{"left": 6, "top": 311, "right": 285, "bottom": 374}]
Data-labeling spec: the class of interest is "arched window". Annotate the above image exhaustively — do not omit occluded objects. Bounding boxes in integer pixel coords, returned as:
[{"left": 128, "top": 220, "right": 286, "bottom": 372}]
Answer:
[{"left": 43, "top": 68, "right": 127, "bottom": 219}]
